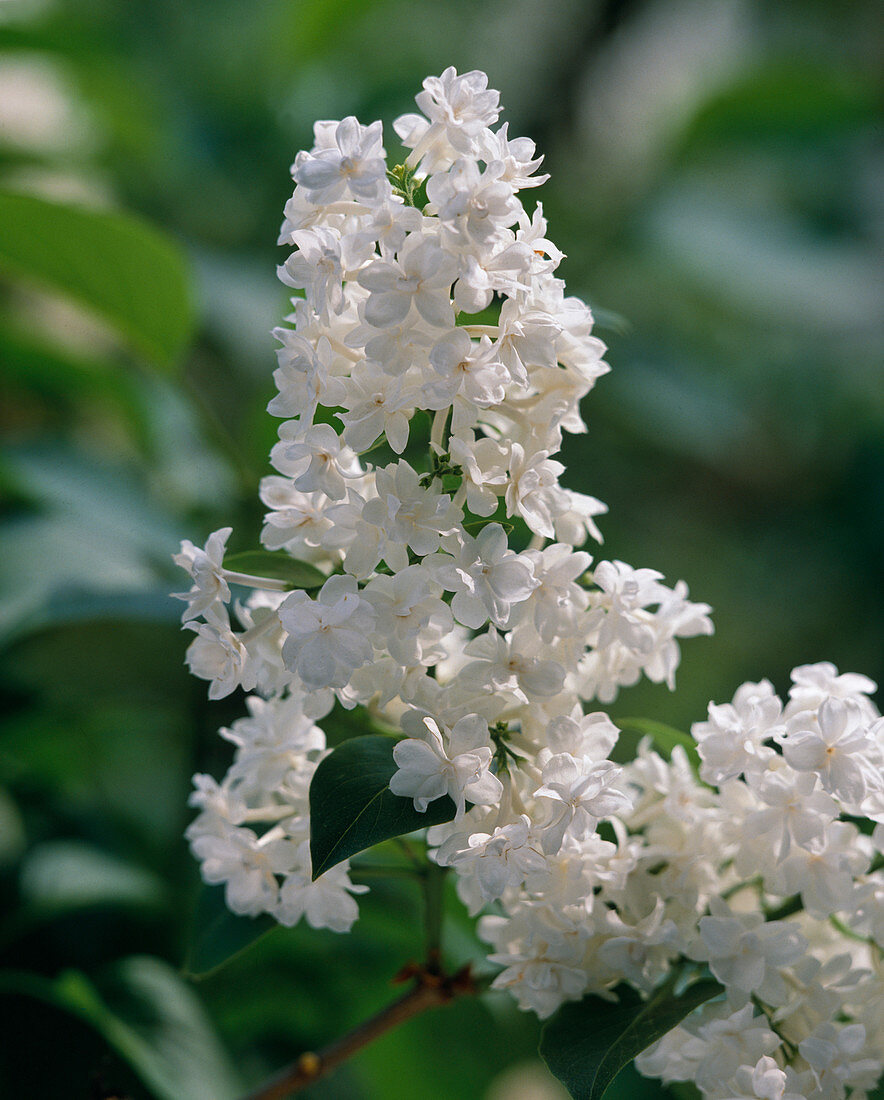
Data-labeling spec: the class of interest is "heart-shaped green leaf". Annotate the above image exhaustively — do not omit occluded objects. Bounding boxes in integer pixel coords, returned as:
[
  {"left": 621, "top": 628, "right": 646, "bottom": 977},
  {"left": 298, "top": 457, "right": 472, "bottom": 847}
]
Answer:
[
  {"left": 309, "top": 734, "right": 457, "bottom": 879},
  {"left": 540, "top": 975, "right": 724, "bottom": 1099},
  {"left": 183, "top": 884, "right": 279, "bottom": 979}
]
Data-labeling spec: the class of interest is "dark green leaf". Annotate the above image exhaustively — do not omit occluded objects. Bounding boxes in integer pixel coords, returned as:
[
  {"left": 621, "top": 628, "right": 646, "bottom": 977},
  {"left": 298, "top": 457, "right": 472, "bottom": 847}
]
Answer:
[
  {"left": 0, "top": 190, "right": 194, "bottom": 367},
  {"left": 0, "top": 957, "right": 242, "bottom": 1099},
  {"left": 224, "top": 550, "right": 326, "bottom": 589},
  {"left": 540, "top": 977, "right": 724, "bottom": 1100},
  {"left": 309, "top": 734, "right": 458, "bottom": 879},
  {"left": 184, "top": 884, "right": 280, "bottom": 979},
  {"left": 668, "top": 1085, "right": 703, "bottom": 1100},
  {"left": 615, "top": 718, "right": 700, "bottom": 769}
]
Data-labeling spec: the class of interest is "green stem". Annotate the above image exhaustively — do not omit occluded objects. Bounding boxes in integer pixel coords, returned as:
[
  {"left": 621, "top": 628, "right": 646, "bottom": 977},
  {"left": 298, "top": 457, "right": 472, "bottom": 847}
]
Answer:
[
  {"left": 751, "top": 994, "right": 799, "bottom": 1059},
  {"left": 422, "top": 860, "right": 447, "bottom": 970},
  {"left": 393, "top": 837, "right": 424, "bottom": 871}
]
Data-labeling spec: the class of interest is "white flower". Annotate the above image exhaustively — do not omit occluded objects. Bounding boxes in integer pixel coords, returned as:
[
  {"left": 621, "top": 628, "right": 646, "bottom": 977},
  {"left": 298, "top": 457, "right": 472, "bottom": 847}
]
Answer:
[
  {"left": 185, "top": 613, "right": 255, "bottom": 700},
  {"left": 268, "top": 331, "right": 339, "bottom": 424},
  {"left": 534, "top": 754, "right": 632, "bottom": 855},
  {"left": 460, "top": 625, "right": 565, "bottom": 703},
  {"left": 222, "top": 695, "right": 325, "bottom": 791},
  {"left": 278, "top": 227, "right": 344, "bottom": 322},
  {"left": 553, "top": 488, "right": 607, "bottom": 546},
  {"left": 173, "top": 526, "right": 232, "bottom": 622},
  {"left": 363, "top": 564, "right": 452, "bottom": 665},
  {"left": 426, "top": 328, "right": 508, "bottom": 411},
  {"left": 684, "top": 1009, "right": 780, "bottom": 1097},
  {"left": 768, "top": 820, "right": 868, "bottom": 918},
  {"left": 275, "top": 841, "right": 368, "bottom": 932},
  {"left": 447, "top": 432, "right": 508, "bottom": 516},
  {"left": 426, "top": 157, "right": 520, "bottom": 245},
  {"left": 439, "top": 815, "right": 547, "bottom": 903},
  {"left": 279, "top": 574, "right": 376, "bottom": 689},
  {"left": 744, "top": 1056, "right": 789, "bottom": 1100},
  {"left": 432, "top": 523, "right": 537, "bottom": 629},
  {"left": 389, "top": 712, "right": 503, "bottom": 820},
  {"left": 282, "top": 423, "right": 359, "bottom": 502},
  {"left": 694, "top": 900, "right": 807, "bottom": 1003},
  {"left": 692, "top": 679, "right": 783, "bottom": 785},
  {"left": 799, "top": 1023, "right": 880, "bottom": 1098},
  {"left": 478, "top": 123, "right": 548, "bottom": 189},
  {"left": 780, "top": 696, "right": 880, "bottom": 806},
  {"left": 395, "top": 67, "right": 501, "bottom": 171},
  {"left": 189, "top": 823, "right": 299, "bottom": 917},
  {"left": 337, "top": 362, "right": 417, "bottom": 454},
  {"left": 357, "top": 235, "right": 457, "bottom": 329},
  {"left": 259, "top": 476, "right": 333, "bottom": 556},
  {"left": 360, "top": 460, "right": 460, "bottom": 571},
  {"left": 504, "top": 443, "right": 565, "bottom": 539},
  {"left": 785, "top": 661, "right": 878, "bottom": 722},
  {"left": 544, "top": 708, "right": 620, "bottom": 759},
  {"left": 522, "top": 542, "right": 591, "bottom": 643},
  {"left": 292, "top": 116, "right": 386, "bottom": 205},
  {"left": 741, "top": 768, "right": 838, "bottom": 863}
]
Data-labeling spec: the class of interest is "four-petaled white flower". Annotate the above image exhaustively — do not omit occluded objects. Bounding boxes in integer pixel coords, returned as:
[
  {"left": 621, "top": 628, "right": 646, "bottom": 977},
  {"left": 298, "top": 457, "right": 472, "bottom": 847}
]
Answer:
[
  {"left": 534, "top": 753, "right": 632, "bottom": 855},
  {"left": 292, "top": 116, "right": 387, "bottom": 205},
  {"left": 389, "top": 712, "right": 503, "bottom": 820},
  {"left": 279, "top": 575, "right": 376, "bottom": 689},
  {"left": 173, "top": 526, "right": 232, "bottom": 622}
]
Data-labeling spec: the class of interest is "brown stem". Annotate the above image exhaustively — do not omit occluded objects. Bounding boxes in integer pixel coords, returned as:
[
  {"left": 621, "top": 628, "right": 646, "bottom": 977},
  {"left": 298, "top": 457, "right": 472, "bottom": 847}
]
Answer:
[{"left": 240, "top": 965, "right": 477, "bottom": 1100}]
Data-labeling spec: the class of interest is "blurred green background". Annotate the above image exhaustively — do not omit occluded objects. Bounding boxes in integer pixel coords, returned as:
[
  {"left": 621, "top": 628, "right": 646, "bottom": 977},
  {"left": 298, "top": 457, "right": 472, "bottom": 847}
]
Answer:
[{"left": 0, "top": 0, "right": 881, "bottom": 1096}]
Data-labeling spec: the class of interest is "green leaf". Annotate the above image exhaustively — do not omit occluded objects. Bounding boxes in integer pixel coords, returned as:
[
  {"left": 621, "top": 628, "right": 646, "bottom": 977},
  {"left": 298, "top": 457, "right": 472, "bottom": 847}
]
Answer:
[
  {"left": 0, "top": 318, "right": 146, "bottom": 432},
  {"left": 463, "top": 518, "right": 514, "bottom": 537},
  {"left": 540, "top": 977, "right": 724, "bottom": 1100},
  {"left": 184, "top": 884, "right": 280, "bottom": 979},
  {"left": 615, "top": 718, "right": 700, "bottom": 769},
  {"left": 0, "top": 957, "right": 243, "bottom": 1100},
  {"left": 223, "top": 550, "right": 326, "bottom": 589},
  {"left": 20, "top": 839, "right": 167, "bottom": 914},
  {"left": 0, "top": 190, "right": 194, "bottom": 367},
  {"left": 309, "top": 734, "right": 458, "bottom": 879}
]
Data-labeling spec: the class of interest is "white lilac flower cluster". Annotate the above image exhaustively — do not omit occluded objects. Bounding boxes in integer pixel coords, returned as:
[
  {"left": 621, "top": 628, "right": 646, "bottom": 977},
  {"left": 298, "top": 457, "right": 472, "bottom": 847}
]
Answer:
[
  {"left": 481, "top": 663, "right": 884, "bottom": 1099},
  {"left": 176, "top": 70, "right": 883, "bottom": 1099}
]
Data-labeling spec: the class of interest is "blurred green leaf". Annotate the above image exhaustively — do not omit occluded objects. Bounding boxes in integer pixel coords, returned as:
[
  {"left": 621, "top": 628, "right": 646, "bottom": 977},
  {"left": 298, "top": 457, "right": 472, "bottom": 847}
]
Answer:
[
  {"left": 277, "top": 0, "right": 394, "bottom": 56},
  {"left": 0, "top": 787, "right": 25, "bottom": 867},
  {"left": 19, "top": 589, "right": 179, "bottom": 634},
  {"left": 0, "top": 957, "right": 243, "bottom": 1100},
  {"left": 667, "top": 1086, "right": 702, "bottom": 1100},
  {"left": 0, "top": 318, "right": 146, "bottom": 433},
  {"left": 309, "top": 734, "right": 457, "bottom": 878},
  {"left": 684, "top": 62, "right": 876, "bottom": 148},
  {"left": 615, "top": 718, "right": 699, "bottom": 769},
  {"left": 540, "top": 977, "right": 724, "bottom": 1100},
  {"left": 0, "top": 190, "right": 194, "bottom": 367},
  {"left": 20, "top": 839, "right": 167, "bottom": 915},
  {"left": 224, "top": 550, "right": 326, "bottom": 589},
  {"left": 0, "top": 443, "right": 181, "bottom": 640},
  {"left": 184, "top": 884, "right": 279, "bottom": 980}
]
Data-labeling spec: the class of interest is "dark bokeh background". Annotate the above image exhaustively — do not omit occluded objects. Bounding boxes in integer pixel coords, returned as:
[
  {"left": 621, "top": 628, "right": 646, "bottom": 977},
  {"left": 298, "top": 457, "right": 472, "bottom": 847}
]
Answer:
[{"left": 0, "top": 1, "right": 881, "bottom": 1096}]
